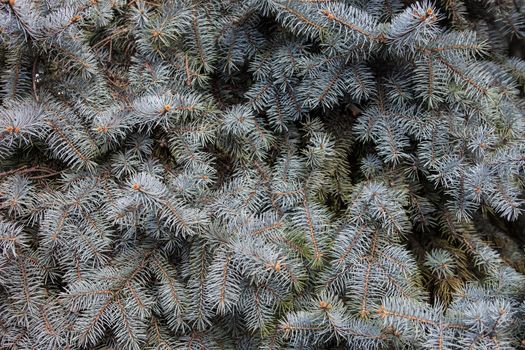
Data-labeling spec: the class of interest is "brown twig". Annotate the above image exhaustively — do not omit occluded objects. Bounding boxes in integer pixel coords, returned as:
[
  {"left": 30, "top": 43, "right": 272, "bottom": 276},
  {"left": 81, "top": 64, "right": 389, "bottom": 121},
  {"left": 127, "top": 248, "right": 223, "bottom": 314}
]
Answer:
[
  {"left": 28, "top": 171, "right": 63, "bottom": 180},
  {"left": 0, "top": 166, "right": 61, "bottom": 179}
]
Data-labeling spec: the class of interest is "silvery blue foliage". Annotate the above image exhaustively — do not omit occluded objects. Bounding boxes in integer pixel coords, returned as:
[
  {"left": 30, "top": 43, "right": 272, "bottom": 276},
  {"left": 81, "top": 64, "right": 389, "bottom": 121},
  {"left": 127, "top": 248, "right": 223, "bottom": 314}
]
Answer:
[{"left": 0, "top": 0, "right": 524, "bottom": 349}]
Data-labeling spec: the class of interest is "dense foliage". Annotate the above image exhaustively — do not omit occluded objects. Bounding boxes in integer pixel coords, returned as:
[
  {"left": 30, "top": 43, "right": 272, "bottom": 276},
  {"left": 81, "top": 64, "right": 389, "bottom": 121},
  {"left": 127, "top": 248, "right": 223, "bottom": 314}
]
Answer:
[{"left": 1, "top": 0, "right": 525, "bottom": 349}]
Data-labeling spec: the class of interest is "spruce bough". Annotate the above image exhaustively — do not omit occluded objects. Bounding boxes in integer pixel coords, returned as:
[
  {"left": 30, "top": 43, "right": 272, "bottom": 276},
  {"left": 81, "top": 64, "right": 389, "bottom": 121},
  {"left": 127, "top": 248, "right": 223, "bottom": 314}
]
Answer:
[{"left": 1, "top": 0, "right": 524, "bottom": 349}]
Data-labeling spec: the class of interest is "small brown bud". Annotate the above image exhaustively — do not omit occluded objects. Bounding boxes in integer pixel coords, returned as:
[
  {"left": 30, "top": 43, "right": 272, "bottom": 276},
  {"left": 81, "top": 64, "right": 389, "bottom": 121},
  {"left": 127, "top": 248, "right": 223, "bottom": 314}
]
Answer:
[
  {"left": 359, "top": 309, "right": 370, "bottom": 318},
  {"left": 132, "top": 183, "right": 141, "bottom": 190},
  {"left": 377, "top": 305, "right": 387, "bottom": 318},
  {"left": 321, "top": 9, "right": 336, "bottom": 21},
  {"left": 319, "top": 300, "right": 331, "bottom": 310},
  {"left": 70, "top": 15, "right": 81, "bottom": 24},
  {"left": 96, "top": 125, "right": 109, "bottom": 133}
]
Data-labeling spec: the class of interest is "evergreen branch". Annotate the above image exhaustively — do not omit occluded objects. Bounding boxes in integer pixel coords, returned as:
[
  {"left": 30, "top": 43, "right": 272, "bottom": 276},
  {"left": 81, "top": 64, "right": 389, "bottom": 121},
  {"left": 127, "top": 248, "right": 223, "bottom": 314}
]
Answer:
[{"left": 320, "top": 9, "right": 384, "bottom": 43}]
